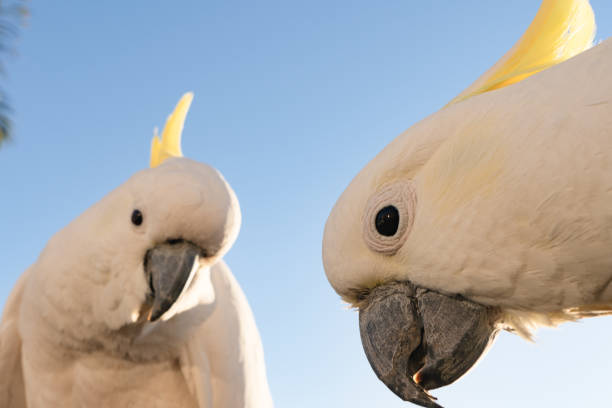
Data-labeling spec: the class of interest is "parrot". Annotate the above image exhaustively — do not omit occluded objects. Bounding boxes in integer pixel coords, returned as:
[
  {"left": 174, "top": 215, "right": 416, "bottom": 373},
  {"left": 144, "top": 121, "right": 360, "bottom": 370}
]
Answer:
[
  {"left": 0, "top": 93, "right": 274, "bottom": 408},
  {"left": 322, "top": 1, "right": 612, "bottom": 407}
]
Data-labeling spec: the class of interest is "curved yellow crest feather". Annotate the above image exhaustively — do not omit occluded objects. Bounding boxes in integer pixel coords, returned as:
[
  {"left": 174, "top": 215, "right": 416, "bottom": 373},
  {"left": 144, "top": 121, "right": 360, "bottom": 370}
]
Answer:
[
  {"left": 150, "top": 92, "right": 194, "bottom": 168},
  {"left": 449, "top": 0, "right": 595, "bottom": 106}
]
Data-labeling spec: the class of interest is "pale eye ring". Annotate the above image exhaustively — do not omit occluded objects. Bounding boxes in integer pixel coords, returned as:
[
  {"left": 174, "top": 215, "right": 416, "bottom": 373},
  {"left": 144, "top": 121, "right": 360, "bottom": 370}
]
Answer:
[{"left": 362, "top": 180, "right": 417, "bottom": 255}]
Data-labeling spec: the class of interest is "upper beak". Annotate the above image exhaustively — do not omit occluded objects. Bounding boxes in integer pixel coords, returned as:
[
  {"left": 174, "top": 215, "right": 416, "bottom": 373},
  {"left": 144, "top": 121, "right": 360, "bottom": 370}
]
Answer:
[
  {"left": 144, "top": 239, "right": 204, "bottom": 322},
  {"left": 359, "top": 281, "right": 499, "bottom": 408}
]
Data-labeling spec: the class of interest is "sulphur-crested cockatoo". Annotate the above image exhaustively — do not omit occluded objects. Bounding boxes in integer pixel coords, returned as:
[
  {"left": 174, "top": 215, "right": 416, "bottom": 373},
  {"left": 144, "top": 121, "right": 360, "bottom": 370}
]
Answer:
[
  {"left": 0, "top": 93, "right": 273, "bottom": 408},
  {"left": 323, "top": 1, "right": 611, "bottom": 406}
]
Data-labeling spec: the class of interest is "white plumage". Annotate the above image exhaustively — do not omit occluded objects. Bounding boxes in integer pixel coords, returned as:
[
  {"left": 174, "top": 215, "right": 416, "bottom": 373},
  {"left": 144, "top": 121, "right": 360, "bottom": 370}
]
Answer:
[
  {"left": 0, "top": 97, "right": 273, "bottom": 407},
  {"left": 324, "top": 1, "right": 612, "bottom": 338}
]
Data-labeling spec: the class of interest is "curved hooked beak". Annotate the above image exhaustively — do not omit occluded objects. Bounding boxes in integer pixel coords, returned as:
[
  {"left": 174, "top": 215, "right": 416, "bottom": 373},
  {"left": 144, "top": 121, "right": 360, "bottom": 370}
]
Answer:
[
  {"left": 144, "top": 240, "right": 204, "bottom": 322},
  {"left": 359, "top": 282, "right": 499, "bottom": 408}
]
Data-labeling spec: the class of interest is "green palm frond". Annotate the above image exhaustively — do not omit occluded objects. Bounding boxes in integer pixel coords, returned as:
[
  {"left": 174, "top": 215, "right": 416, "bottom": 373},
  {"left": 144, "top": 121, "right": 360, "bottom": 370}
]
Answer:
[{"left": 0, "top": 0, "right": 27, "bottom": 145}]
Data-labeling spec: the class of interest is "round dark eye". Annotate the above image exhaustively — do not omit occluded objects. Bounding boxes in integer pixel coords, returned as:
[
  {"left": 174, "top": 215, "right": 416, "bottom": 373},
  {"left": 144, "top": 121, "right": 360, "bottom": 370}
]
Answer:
[
  {"left": 375, "top": 206, "right": 399, "bottom": 236},
  {"left": 131, "top": 209, "right": 143, "bottom": 226}
]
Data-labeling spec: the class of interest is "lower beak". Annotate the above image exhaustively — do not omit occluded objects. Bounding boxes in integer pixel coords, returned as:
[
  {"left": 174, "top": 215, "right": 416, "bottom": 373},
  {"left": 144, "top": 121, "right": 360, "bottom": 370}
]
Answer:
[
  {"left": 144, "top": 240, "right": 203, "bottom": 322},
  {"left": 359, "top": 281, "right": 499, "bottom": 408}
]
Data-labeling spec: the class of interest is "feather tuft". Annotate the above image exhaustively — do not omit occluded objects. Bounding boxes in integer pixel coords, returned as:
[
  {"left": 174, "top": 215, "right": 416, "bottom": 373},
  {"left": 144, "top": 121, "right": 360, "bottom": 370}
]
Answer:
[
  {"left": 149, "top": 92, "right": 193, "bottom": 168},
  {"left": 448, "top": 0, "right": 596, "bottom": 106}
]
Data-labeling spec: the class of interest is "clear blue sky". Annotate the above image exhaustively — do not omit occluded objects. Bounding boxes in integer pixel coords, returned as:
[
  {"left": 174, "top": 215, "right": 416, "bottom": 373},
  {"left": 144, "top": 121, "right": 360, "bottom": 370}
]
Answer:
[{"left": 1, "top": 1, "right": 612, "bottom": 407}]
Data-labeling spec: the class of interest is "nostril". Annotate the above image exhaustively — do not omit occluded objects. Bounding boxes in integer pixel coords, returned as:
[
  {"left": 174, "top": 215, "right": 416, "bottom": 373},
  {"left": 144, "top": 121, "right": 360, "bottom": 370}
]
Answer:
[{"left": 167, "top": 238, "right": 184, "bottom": 245}]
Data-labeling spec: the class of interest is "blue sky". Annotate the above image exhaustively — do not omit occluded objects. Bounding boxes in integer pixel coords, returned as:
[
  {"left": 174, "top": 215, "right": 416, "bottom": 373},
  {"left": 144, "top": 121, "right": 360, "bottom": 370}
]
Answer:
[{"left": 1, "top": 1, "right": 612, "bottom": 407}]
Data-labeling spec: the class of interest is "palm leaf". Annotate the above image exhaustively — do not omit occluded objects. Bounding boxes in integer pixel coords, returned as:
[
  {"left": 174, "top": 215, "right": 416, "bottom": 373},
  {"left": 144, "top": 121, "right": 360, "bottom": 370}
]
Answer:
[{"left": 0, "top": 0, "right": 27, "bottom": 145}]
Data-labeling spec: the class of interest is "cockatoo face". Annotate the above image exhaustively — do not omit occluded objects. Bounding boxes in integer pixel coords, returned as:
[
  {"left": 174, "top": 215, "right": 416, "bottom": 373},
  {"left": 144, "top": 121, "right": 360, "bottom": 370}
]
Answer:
[
  {"left": 131, "top": 159, "right": 240, "bottom": 322},
  {"left": 36, "top": 157, "right": 240, "bottom": 341},
  {"left": 101, "top": 157, "right": 241, "bottom": 324},
  {"left": 323, "top": 105, "right": 501, "bottom": 408}
]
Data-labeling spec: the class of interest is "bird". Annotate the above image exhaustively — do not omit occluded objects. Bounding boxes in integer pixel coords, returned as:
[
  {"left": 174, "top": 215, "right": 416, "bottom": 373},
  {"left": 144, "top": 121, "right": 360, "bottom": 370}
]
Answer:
[
  {"left": 0, "top": 93, "right": 274, "bottom": 408},
  {"left": 322, "top": 1, "right": 611, "bottom": 406}
]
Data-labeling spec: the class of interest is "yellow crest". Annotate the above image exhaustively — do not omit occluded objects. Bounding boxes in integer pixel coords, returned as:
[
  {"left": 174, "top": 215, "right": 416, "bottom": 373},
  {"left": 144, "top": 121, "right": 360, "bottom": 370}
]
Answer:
[
  {"left": 150, "top": 92, "right": 194, "bottom": 168},
  {"left": 449, "top": 0, "right": 596, "bottom": 106}
]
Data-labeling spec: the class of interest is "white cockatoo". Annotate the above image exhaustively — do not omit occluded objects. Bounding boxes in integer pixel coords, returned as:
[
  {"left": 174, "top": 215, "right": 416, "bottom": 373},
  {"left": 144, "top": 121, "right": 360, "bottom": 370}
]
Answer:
[
  {"left": 323, "top": 1, "right": 611, "bottom": 407},
  {"left": 0, "top": 93, "right": 274, "bottom": 408}
]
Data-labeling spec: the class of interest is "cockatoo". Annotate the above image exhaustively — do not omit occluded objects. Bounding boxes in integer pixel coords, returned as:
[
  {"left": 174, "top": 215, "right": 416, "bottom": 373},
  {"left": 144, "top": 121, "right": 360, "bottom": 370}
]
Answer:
[
  {"left": 322, "top": 1, "right": 610, "bottom": 407},
  {"left": 0, "top": 93, "right": 274, "bottom": 408}
]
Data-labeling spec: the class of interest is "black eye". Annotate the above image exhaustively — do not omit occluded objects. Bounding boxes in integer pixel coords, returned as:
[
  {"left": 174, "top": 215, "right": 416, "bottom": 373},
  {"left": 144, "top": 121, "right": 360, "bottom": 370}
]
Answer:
[
  {"left": 131, "top": 209, "right": 143, "bottom": 226},
  {"left": 375, "top": 206, "right": 399, "bottom": 236}
]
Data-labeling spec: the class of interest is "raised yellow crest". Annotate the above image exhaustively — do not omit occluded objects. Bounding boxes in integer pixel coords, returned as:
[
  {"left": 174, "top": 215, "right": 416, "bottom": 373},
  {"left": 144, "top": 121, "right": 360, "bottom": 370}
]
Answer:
[
  {"left": 449, "top": 0, "right": 596, "bottom": 105},
  {"left": 150, "top": 92, "right": 194, "bottom": 168}
]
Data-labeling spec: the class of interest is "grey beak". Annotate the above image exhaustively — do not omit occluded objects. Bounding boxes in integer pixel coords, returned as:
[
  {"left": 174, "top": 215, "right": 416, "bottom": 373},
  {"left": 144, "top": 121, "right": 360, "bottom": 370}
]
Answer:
[
  {"left": 144, "top": 240, "right": 203, "bottom": 322},
  {"left": 359, "top": 281, "right": 499, "bottom": 408}
]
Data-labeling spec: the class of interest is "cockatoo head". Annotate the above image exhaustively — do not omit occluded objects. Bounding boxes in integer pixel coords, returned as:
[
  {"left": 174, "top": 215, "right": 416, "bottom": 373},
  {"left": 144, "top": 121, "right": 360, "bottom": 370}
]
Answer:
[
  {"left": 322, "top": 1, "right": 596, "bottom": 407},
  {"left": 32, "top": 93, "right": 240, "bottom": 355},
  {"left": 323, "top": 95, "right": 503, "bottom": 408}
]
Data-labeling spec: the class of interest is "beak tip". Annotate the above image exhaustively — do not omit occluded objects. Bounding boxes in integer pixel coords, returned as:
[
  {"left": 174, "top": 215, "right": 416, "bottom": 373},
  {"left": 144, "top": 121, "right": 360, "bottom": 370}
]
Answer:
[
  {"left": 387, "top": 372, "right": 443, "bottom": 408},
  {"left": 147, "top": 305, "right": 164, "bottom": 322}
]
